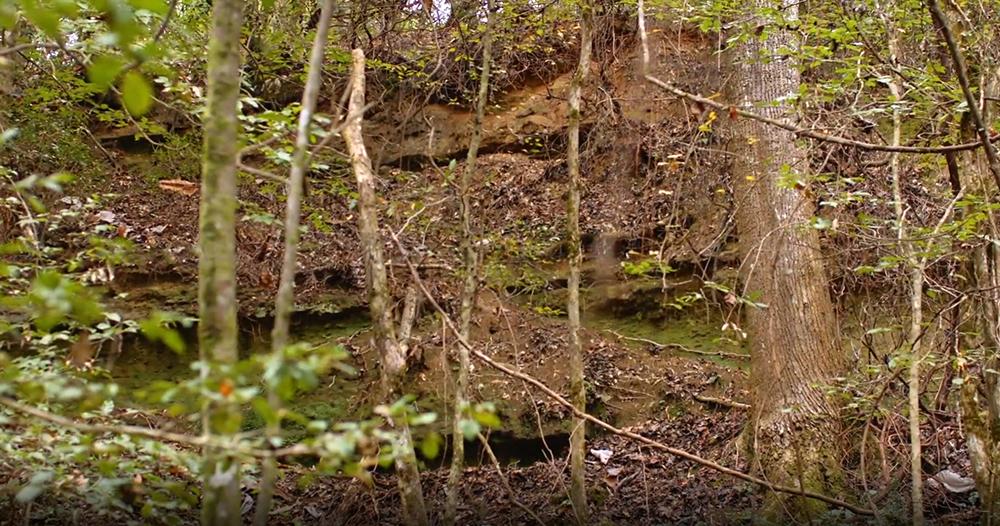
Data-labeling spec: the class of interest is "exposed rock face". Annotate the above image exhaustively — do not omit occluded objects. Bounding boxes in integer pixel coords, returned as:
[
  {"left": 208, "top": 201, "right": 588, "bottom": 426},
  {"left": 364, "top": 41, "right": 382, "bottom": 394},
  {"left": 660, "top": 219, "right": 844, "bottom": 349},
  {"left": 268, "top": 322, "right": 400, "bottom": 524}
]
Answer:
[{"left": 367, "top": 25, "right": 720, "bottom": 169}]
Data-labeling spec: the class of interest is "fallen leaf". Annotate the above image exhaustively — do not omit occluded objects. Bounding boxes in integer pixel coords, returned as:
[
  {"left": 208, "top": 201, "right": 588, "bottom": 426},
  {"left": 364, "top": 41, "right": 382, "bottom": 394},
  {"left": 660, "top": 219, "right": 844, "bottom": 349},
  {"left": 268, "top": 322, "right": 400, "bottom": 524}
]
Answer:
[
  {"left": 158, "top": 179, "right": 199, "bottom": 196},
  {"left": 219, "top": 378, "right": 234, "bottom": 398},
  {"left": 96, "top": 210, "right": 117, "bottom": 223},
  {"left": 930, "top": 469, "right": 976, "bottom": 493},
  {"left": 66, "top": 330, "right": 94, "bottom": 369},
  {"left": 590, "top": 448, "right": 613, "bottom": 464}
]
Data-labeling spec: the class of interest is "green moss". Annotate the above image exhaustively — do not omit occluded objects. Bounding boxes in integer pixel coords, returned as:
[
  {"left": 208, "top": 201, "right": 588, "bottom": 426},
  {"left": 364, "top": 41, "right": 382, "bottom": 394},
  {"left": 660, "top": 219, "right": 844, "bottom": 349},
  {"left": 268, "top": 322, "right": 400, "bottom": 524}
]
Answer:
[
  {"left": 665, "top": 402, "right": 687, "bottom": 419},
  {"left": 583, "top": 310, "right": 749, "bottom": 368}
]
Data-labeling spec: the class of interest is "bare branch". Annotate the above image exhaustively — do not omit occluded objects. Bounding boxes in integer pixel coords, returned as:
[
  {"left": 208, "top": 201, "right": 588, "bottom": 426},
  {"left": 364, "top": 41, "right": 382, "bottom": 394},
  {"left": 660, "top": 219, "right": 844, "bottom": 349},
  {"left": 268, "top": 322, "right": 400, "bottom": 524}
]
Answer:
[
  {"left": 0, "top": 43, "right": 58, "bottom": 56},
  {"left": 603, "top": 329, "right": 749, "bottom": 360},
  {"left": 237, "top": 161, "right": 288, "bottom": 184}
]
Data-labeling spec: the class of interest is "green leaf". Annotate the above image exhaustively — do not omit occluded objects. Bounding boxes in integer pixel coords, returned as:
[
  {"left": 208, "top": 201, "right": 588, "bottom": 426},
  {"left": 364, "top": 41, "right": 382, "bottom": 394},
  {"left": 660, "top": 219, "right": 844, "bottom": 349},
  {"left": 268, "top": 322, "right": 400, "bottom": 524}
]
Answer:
[
  {"left": 409, "top": 412, "right": 437, "bottom": 426},
  {"left": 139, "top": 312, "right": 187, "bottom": 354},
  {"left": 811, "top": 217, "right": 832, "bottom": 230},
  {"left": 160, "top": 329, "right": 185, "bottom": 354},
  {"left": 128, "top": 0, "right": 168, "bottom": 15},
  {"left": 15, "top": 483, "right": 44, "bottom": 503},
  {"left": 22, "top": 0, "right": 60, "bottom": 39},
  {"left": 52, "top": 0, "right": 79, "bottom": 16},
  {"left": 473, "top": 409, "right": 501, "bottom": 429},
  {"left": 120, "top": 71, "right": 154, "bottom": 116},
  {"left": 0, "top": 3, "right": 16, "bottom": 30},
  {"left": 458, "top": 419, "right": 480, "bottom": 440},
  {"left": 420, "top": 432, "right": 442, "bottom": 459},
  {"left": 251, "top": 398, "right": 278, "bottom": 427},
  {"left": 0, "top": 127, "right": 18, "bottom": 146},
  {"left": 15, "top": 471, "right": 53, "bottom": 503},
  {"left": 88, "top": 55, "right": 127, "bottom": 90}
]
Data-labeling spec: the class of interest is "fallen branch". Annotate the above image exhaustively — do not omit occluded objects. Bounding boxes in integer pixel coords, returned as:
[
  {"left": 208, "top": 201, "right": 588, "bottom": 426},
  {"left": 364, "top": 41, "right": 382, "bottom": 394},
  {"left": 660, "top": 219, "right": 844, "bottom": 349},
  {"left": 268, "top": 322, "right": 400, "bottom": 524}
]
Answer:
[
  {"left": 603, "top": 329, "right": 749, "bottom": 361},
  {"left": 389, "top": 232, "right": 875, "bottom": 516}
]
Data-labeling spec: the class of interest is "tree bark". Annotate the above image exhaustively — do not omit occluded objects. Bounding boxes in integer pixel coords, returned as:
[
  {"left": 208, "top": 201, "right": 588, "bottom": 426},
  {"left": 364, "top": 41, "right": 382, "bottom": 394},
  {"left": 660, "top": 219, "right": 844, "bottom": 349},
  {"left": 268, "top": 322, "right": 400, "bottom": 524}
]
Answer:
[
  {"left": 566, "top": 2, "right": 592, "bottom": 523},
  {"left": 956, "top": 81, "right": 1000, "bottom": 526},
  {"left": 197, "top": 0, "right": 243, "bottom": 524},
  {"left": 253, "top": 0, "right": 335, "bottom": 523},
  {"left": 444, "top": 1, "right": 493, "bottom": 524},
  {"left": 728, "top": 0, "right": 845, "bottom": 518},
  {"left": 343, "top": 48, "right": 429, "bottom": 526}
]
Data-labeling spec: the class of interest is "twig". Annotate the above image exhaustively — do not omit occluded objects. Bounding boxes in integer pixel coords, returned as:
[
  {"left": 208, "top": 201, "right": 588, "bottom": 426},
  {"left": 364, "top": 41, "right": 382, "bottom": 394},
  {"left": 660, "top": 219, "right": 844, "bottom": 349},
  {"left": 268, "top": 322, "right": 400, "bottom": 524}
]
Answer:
[
  {"left": 237, "top": 161, "right": 288, "bottom": 184},
  {"left": 0, "top": 396, "right": 336, "bottom": 459},
  {"left": 152, "top": 0, "right": 179, "bottom": 43},
  {"left": 81, "top": 127, "right": 118, "bottom": 166},
  {"left": 0, "top": 42, "right": 58, "bottom": 56},
  {"left": 306, "top": 102, "right": 374, "bottom": 163},
  {"left": 389, "top": 232, "right": 875, "bottom": 516},
  {"left": 0, "top": 396, "right": 211, "bottom": 449},
  {"left": 239, "top": 133, "right": 287, "bottom": 158},
  {"left": 3, "top": 173, "right": 39, "bottom": 248},
  {"left": 603, "top": 329, "right": 749, "bottom": 360}
]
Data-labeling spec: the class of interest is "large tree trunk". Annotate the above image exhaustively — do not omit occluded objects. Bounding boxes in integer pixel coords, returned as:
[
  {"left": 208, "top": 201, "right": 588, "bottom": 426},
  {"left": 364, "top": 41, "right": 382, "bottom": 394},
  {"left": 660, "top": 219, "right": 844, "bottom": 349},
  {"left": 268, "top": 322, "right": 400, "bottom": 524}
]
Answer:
[
  {"left": 253, "top": 0, "right": 335, "bottom": 523},
  {"left": 566, "top": 2, "right": 592, "bottom": 523},
  {"left": 197, "top": 0, "right": 243, "bottom": 524},
  {"left": 728, "top": 0, "right": 845, "bottom": 517},
  {"left": 444, "top": 1, "right": 493, "bottom": 524},
  {"left": 343, "top": 48, "right": 429, "bottom": 526}
]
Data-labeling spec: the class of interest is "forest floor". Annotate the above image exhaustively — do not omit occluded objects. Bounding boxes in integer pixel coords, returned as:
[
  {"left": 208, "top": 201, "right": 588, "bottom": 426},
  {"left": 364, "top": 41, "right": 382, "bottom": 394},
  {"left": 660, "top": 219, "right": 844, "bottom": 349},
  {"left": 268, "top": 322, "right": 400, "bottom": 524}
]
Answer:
[{"left": 0, "top": 133, "right": 981, "bottom": 525}]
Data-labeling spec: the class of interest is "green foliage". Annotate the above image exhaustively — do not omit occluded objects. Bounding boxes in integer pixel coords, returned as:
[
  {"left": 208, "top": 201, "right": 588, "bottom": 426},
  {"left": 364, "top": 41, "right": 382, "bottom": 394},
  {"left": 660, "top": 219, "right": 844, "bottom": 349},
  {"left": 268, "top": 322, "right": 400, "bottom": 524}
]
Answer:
[
  {"left": 120, "top": 70, "right": 154, "bottom": 116},
  {"left": 484, "top": 260, "right": 549, "bottom": 294},
  {"left": 456, "top": 401, "right": 502, "bottom": 440},
  {"left": 0, "top": 161, "right": 441, "bottom": 521},
  {"left": 620, "top": 257, "right": 675, "bottom": 278},
  {"left": 532, "top": 304, "right": 565, "bottom": 317}
]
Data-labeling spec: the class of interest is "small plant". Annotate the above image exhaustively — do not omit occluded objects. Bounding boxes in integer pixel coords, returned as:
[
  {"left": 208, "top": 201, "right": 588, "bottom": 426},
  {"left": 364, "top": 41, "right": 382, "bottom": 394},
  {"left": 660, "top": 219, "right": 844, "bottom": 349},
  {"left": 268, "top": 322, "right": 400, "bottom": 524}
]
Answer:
[
  {"left": 532, "top": 305, "right": 565, "bottom": 317},
  {"left": 620, "top": 257, "right": 675, "bottom": 278}
]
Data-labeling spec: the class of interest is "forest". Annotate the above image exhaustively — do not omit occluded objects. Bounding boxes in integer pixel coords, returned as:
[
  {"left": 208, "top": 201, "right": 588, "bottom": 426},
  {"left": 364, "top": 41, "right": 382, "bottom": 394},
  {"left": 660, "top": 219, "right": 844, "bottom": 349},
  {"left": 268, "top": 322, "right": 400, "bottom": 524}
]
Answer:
[{"left": 1, "top": 0, "right": 999, "bottom": 524}]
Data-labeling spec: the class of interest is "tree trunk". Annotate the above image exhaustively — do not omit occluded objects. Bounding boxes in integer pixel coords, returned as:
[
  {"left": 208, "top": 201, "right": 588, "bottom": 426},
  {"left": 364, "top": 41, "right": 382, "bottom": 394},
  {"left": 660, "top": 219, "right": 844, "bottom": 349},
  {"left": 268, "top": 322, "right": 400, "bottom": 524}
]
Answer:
[
  {"left": 197, "top": 0, "right": 243, "bottom": 524},
  {"left": 566, "top": 2, "right": 592, "bottom": 523},
  {"left": 253, "top": 0, "right": 335, "bottom": 523},
  {"left": 881, "top": 16, "right": 927, "bottom": 522},
  {"left": 343, "top": 48, "right": 429, "bottom": 526},
  {"left": 927, "top": 5, "right": 1000, "bottom": 523},
  {"left": 728, "top": 0, "right": 845, "bottom": 518},
  {"left": 444, "top": 1, "right": 493, "bottom": 524},
  {"left": 957, "top": 93, "right": 1000, "bottom": 526}
]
